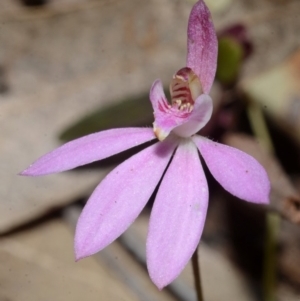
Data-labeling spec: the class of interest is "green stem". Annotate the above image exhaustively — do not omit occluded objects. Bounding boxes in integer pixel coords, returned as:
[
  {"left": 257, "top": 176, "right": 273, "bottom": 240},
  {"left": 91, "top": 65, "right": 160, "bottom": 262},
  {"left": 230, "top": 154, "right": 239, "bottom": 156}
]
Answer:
[
  {"left": 263, "top": 212, "right": 280, "bottom": 301},
  {"left": 192, "top": 247, "right": 204, "bottom": 301},
  {"left": 246, "top": 101, "right": 274, "bottom": 153},
  {"left": 246, "top": 101, "right": 280, "bottom": 301}
]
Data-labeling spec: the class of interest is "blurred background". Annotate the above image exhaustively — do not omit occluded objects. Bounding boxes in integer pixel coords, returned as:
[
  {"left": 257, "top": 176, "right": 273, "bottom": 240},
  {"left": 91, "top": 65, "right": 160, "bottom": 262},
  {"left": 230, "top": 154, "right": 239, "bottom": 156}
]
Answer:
[{"left": 1, "top": 0, "right": 300, "bottom": 300}]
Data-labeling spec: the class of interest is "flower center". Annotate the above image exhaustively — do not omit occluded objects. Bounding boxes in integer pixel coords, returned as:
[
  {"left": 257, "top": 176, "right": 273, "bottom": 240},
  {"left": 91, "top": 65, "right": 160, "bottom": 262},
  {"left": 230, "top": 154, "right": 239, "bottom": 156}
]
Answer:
[{"left": 169, "top": 67, "right": 203, "bottom": 112}]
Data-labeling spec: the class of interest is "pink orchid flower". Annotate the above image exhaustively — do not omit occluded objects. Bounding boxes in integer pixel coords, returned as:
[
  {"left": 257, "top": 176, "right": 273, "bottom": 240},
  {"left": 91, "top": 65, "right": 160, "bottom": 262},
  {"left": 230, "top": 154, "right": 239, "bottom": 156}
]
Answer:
[{"left": 21, "top": 0, "right": 270, "bottom": 289}]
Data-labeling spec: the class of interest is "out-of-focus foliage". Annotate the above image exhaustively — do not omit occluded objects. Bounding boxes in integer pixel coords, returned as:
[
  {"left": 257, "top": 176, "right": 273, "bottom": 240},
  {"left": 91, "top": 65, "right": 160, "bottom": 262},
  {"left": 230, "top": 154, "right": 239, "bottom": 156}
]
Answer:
[
  {"left": 216, "top": 37, "right": 243, "bottom": 85},
  {"left": 60, "top": 94, "right": 153, "bottom": 142}
]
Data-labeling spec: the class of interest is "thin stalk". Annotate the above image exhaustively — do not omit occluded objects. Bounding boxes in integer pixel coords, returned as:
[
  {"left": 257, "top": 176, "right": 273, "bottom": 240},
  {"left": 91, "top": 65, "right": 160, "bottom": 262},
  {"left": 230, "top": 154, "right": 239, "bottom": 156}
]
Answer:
[
  {"left": 246, "top": 101, "right": 280, "bottom": 301},
  {"left": 263, "top": 212, "right": 280, "bottom": 301},
  {"left": 246, "top": 101, "right": 274, "bottom": 154},
  {"left": 191, "top": 247, "right": 204, "bottom": 301}
]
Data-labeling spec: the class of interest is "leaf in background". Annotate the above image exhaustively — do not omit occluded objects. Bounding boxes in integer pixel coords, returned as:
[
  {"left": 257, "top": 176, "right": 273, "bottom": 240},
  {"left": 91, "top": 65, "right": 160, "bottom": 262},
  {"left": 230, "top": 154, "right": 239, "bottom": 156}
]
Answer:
[
  {"left": 216, "top": 24, "right": 253, "bottom": 86},
  {"left": 59, "top": 94, "right": 154, "bottom": 142},
  {"left": 216, "top": 37, "right": 243, "bottom": 85}
]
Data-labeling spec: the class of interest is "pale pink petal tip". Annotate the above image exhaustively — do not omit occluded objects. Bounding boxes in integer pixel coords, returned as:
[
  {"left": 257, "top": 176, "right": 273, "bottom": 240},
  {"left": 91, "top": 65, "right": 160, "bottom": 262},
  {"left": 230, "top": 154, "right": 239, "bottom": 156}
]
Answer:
[
  {"left": 19, "top": 128, "right": 156, "bottom": 176},
  {"left": 193, "top": 136, "right": 270, "bottom": 204},
  {"left": 74, "top": 252, "right": 84, "bottom": 262},
  {"left": 19, "top": 170, "right": 32, "bottom": 176},
  {"left": 147, "top": 140, "right": 208, "bottom": 289},
  {"left": 75, "top": 138, "right": 178, "bottom": 260},
  {"left": 187, "top": 0, "right": 218, "bottom": 94}
]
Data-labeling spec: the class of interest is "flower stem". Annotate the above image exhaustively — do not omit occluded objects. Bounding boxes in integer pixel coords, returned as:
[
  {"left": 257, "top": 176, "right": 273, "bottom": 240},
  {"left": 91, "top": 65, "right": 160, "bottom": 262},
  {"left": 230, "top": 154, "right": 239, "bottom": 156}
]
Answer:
[
  {"left": 246, "top": 101, "right": 279, "bottom": 300},
  {"left": 192, "top": 247, "right": 204, "bottom": 301},
  {"left": 263, "top": 212, "right": 280, "bottom": 301}
]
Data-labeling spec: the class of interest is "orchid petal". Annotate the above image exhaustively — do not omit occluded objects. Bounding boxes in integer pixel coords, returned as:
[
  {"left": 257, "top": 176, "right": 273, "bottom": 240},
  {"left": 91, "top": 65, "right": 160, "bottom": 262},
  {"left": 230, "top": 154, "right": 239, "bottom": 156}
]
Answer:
[
  {"left": 147, "top": 140, "right": 208, "bottom": 289},
  {"left": 150, "top": 79, "right": 179, "bottom": 141},
  {"left": 150, "top": 80, "right": 212, "bottom": 140},
  {"left": 172, "top": 94, "right": 213, "bottom": 137},
  {"left": 187, "top": 0, "right": 218, "bottom": 94},
  {"left": 21, "top": 128, "right": 156, "bottom": 176},
  {"left": 75, "top": 137, "right": 178, "bottom": 260},
  {"left": 193, "top": 136, "right": 270, "bottom": 204}
]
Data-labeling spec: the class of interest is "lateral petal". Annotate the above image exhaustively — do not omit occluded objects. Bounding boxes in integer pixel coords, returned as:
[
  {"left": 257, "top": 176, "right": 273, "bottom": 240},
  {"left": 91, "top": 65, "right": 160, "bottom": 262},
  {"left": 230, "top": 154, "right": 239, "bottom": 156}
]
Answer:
[
  {"left": 75, "top": 137, "right": 178, "bottom": 260},
  {"left": 150, "top": 79, "right": 184, "bottom": 141},
  {"left": 193, "top": 136, "right": 270, "bottom": 204},
  {"left": 186, "top": 0, "right": 218, "bottom": 94},
  {"left": 21, "top": 128, "right": 156, "bottom": 176},
  {"left": 147, "top": 139, "right": 208, "bottom": 289}
]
